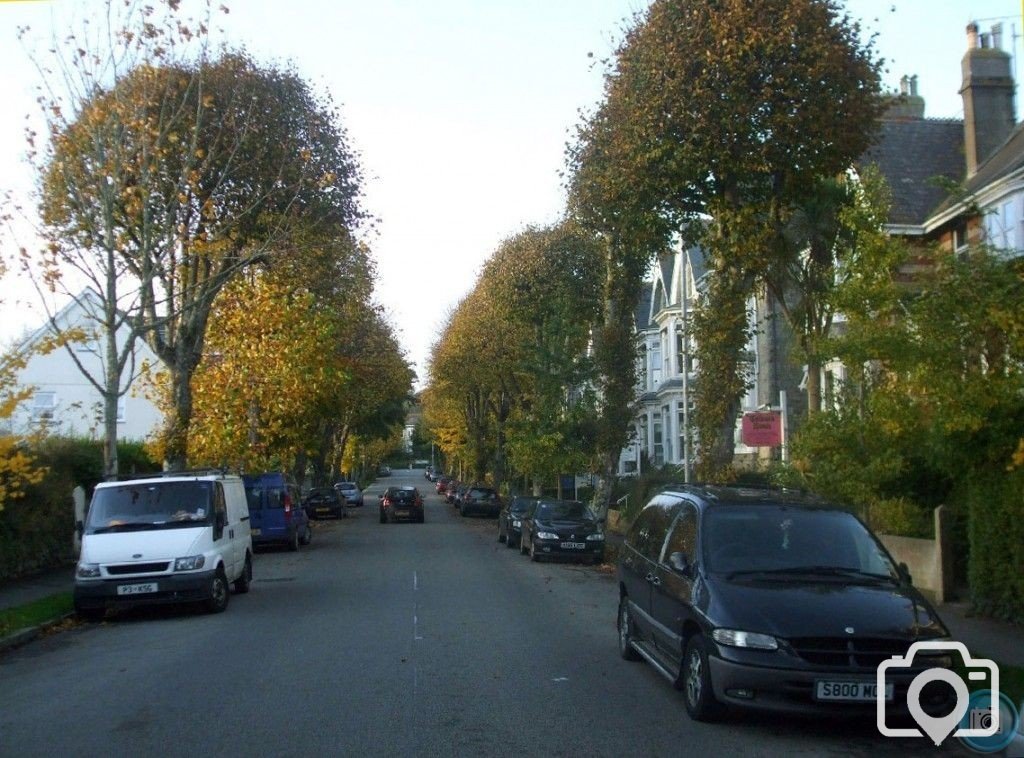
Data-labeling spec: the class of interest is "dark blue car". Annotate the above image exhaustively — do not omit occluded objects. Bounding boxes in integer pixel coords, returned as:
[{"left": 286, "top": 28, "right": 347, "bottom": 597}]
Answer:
[{"left": 243, "top": 473, "right": 311, "bottom": 551}]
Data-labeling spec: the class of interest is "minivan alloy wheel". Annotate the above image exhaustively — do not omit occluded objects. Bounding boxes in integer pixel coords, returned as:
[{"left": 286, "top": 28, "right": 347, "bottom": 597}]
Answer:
[{"left": 682, "top": 635, "right": 722, "bottom": 721}]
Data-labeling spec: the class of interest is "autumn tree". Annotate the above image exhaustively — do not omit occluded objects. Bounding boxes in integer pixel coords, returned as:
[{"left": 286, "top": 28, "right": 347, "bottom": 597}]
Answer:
[
  {"left": 477, "top": 225, "right": 603, "bottom": 493},
  {"left": 569, "top": 0, "right": 883, "bottom": 479},
  {"left": 15, "top": 1, "right": 223, "bottom": 478},
  {"left": 36, "top": 1, "right": 366, "bottom": 471},
  {"left": 186, "top": 228, "right": 412, "bottom": 483}
]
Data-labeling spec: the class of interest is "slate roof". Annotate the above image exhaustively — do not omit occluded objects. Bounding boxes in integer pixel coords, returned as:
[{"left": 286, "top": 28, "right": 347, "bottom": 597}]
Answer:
[
  {"left": 634, "top": 285, "right": 654, "bottom": 331},
  {"left": 931, "top": 121, "right": 1024, "bottom": 217},
  {"left": 859, "top": 117, "right": 964, "bottom": 226}
]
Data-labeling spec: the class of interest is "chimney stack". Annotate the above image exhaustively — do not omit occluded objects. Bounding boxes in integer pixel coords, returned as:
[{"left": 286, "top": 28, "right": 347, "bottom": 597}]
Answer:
[{"left": 961, "top": 22, "right": 1016, "bottom": 176}]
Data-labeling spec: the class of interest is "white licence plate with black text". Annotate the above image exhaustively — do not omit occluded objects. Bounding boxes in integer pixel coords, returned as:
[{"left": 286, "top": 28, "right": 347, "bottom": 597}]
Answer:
[
  {"left": 560, "top": 542, "right": 586, "bottom": 550},
  {"left": 815, "top": 680, "right": 893, "bottom": 702},
  {"left": 117, "top": 583, "right": 158, "bottom": 596}
]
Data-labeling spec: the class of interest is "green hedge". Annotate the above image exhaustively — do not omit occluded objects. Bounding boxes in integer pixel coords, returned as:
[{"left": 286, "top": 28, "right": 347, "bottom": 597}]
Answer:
[
  {"left": 965, "top": 470, "right": 1024, "bottom": 623},
  {"left": 0, "top": 438, "right": 159, "bottom": 582}
]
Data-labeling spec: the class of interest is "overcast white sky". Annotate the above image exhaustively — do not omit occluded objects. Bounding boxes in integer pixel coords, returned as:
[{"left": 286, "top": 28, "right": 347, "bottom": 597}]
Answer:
[{"left": 2, "top": 0, "right": 1022, "bottom": 388}]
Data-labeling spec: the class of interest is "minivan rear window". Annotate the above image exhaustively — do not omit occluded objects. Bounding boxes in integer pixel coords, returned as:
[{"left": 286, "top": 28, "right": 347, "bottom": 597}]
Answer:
[{"left": 86, "top": 481, "right": 214, "bottom": 533}]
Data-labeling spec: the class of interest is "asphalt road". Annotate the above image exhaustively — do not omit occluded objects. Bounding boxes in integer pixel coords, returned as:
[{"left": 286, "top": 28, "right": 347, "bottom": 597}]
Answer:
[{"left": 0, "top": 469, "right": 965, "bottom": 757}]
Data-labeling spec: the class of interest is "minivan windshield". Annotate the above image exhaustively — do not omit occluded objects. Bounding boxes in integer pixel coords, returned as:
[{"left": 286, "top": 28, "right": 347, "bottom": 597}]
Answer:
[
  {"left": 86, "top": 481, "right": 214, "bottom": 534},
  {"left": 703, "top": 506, "right": 897, "bottom": 580}
]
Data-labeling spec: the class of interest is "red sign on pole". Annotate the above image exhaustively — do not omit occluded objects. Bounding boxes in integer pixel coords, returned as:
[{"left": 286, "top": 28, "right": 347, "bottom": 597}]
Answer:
[{"left": 742, "top": 411, "right": 782, "bottom": 447}]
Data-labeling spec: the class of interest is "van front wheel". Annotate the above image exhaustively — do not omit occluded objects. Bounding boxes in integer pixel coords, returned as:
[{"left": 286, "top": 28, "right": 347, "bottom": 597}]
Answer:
[{"left": 205, "top": 569, "right": 229, "bottom": 613}]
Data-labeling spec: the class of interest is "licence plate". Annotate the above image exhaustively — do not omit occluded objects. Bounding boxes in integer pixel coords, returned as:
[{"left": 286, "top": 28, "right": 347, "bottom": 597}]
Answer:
[
  {"left": 395, "top": 509, "right": 409, "bottom": 516},
  {"left": 560, "top": 542, "right": 586, "bottom": 550},
  {"left": 317, "top": 508, "right": 330, "bottom": 514},
  {"left": 117, "top": 583, "right": 158, "bottom": 596},
  {"left": 251, "top": 528, "right": 261, "bottom": 536},
  {"left": 815, "top": 680, "right": 893, "bottom": 702}
]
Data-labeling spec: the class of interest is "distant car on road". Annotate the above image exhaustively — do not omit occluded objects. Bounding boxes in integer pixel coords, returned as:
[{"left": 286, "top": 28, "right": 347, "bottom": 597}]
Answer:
[
  {"left": 379, "top": 486, "right": 425, "bottom": 523},
  {"left": 377, "top": 465, "right": 392, "bottom": 477},
  {"left": 498, "top": 496, "right": 538, "bottom": 548},
  {"left": 303, "top": 487, "right": 346, "bottom": 519},
  {"left": 520, "top": 499, "right": 604, "bottom": 563},
  {"left": 334, "top": 481, "right": 364, "bottom": 507}
]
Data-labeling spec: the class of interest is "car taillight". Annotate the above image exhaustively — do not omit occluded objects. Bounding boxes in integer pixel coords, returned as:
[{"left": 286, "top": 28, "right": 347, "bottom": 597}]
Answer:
[
  {"left": 383, "top": 498, "right": 391, "bottom": 507},
  {"left": 283, "top": 493, "right": 293, "bottom": 520}
]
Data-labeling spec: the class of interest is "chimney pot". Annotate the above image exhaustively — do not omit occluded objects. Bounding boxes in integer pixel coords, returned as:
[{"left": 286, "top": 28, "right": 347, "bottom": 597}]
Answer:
[
  {"left": 967, "top": 21, "right": 979, "bottom": 49},
  {"left": 909, "top": 75, "right": 918, "bottom": 97},
  {"left": 993, "top": 23, "right": 1004, "bottom": 50},
  {"left": 900, "top": 75, "right": 909, "bottom": 95}
]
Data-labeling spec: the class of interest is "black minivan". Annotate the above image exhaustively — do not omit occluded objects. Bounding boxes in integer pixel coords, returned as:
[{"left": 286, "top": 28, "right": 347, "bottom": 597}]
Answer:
[{"left": 616, "top": 485, "right": 954, "bottom": 722}]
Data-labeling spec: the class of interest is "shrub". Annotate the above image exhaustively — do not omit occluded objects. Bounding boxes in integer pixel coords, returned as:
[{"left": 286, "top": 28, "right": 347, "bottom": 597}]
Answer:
[
  {"left": 965, "top": 471, "right": 1024, "bottom": 623},
  {"left": 0, "top": 437, "right": 159, "bottom": 582}
]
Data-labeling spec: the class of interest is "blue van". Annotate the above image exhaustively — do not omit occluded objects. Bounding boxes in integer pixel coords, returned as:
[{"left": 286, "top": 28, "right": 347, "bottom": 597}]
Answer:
[{"left": 242, "top": 473, "right": 311, "bottom": 551}]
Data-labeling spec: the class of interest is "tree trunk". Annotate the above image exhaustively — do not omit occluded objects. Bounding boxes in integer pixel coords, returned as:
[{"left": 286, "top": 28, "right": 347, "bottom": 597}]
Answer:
[
  {"left": 103, "top": 392, "right": 119, "bottom": 481},
  {"left": 163, "top": 365, "right": 194, "bottom": 471},
  {"left": 805, "top": 357, "right": 822, "bottom": 415}
]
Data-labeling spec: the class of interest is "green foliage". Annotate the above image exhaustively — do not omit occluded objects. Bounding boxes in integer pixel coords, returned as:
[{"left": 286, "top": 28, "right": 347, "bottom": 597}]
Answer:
[
  {"left": 964, "top": 471, "right": 1024, "bottom": 623},
  {"left": 0, "top": 437, "right": 159, "bottom": 581}
]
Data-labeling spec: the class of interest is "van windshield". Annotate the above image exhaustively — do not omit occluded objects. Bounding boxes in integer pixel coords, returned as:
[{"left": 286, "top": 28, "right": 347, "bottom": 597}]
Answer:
[
  {"left": 703, "top": 506, "right": 898, "bottom": 580},
  {"left": 86, "top": 481, "right": 214, "bottom": 534}
]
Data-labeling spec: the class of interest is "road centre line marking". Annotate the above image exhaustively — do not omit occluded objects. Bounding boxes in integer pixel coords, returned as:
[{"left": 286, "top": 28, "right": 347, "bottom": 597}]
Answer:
[{"left": 414, "top": 571, "right": 418, "bottom": 591}]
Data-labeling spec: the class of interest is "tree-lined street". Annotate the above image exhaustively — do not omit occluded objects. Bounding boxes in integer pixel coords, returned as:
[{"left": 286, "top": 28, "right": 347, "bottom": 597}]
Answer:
[{"left": 0, "top": 469, "right": 960, "bottom": 756}]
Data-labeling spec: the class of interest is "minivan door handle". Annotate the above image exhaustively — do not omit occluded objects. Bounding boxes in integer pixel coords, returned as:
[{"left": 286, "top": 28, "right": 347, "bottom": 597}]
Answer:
[{"left": 646, "top": 573, "right": 661, "bottom": 586}]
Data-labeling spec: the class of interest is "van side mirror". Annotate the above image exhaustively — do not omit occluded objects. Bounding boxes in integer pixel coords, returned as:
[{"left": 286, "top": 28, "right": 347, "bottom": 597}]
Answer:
[
  {"left": 669, "top": 551, "right": 691, "bottom": 576},
  {"left": 898, "top": 562, "right": 912, "bottom": 585}
]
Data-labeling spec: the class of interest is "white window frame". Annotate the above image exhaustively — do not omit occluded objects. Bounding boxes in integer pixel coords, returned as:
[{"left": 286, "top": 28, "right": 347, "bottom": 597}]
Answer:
[{"left": 31, "top": 391, "right": 57, "bottom": 420}]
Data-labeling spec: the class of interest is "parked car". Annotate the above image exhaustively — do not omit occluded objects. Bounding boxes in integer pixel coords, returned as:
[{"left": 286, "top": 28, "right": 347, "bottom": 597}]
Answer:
[
  {"left": 379, "top": 485, "right": 425, "bottom": 523},
  {"left": 443, "top": 479, "right": 460, "bottom": 503},
  {"left": 451, "top": 482, "right": 470, "bottom": 507},
  {"left": 519, "top": 498, "right": 604, "bottom": 563},
  {"left": 378, "top": 465, "right": 392, "bottom": 477},
  {"left": 334, "top": 481, "right": 364, "bottom": 507},
  {"left": 243, "top": 472, "right": 312, "bottom": 551},
  {"left": 303, "top": 487, "right": 347, "bottom": 519},
  {"left": 616, "top": 484, "right": 954, "bottom": 723},
  {"left": 73, "top": 470, "right": 253, "bottom": 619},
  {"left": 459, "top": 485, "right": 501, "bottom": 518},
  {"left": 435, "top": 476, "right": 451, "bottom": 495},
  {"left": 498, "top": 496, "right": 538, "bottom": 548}
]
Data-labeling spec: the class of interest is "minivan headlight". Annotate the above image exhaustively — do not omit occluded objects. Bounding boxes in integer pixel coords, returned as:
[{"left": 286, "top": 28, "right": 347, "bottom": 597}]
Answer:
[
  {"left": 536, "top": 531, "right": 559, "bottom": 540},
  {"left": 712, "top": 629, "right": 779, "bottom": 651},
  {"left": 174, "top": 555, "right": 206, "bottom": 571},
  {"left": 76, "top": 562, "right": 100, "bottom": 579}
]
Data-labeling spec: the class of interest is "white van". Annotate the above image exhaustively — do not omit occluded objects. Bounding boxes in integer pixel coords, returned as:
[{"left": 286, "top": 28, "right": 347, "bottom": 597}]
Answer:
[{"left": 73, "top": 471, "right": 253, "bottom": 619}]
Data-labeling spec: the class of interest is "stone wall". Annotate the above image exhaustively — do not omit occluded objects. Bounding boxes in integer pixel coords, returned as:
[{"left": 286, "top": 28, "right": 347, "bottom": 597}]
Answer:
[{"left": 878, "top": 506, "right": 954, "bottom": 604}]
